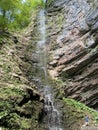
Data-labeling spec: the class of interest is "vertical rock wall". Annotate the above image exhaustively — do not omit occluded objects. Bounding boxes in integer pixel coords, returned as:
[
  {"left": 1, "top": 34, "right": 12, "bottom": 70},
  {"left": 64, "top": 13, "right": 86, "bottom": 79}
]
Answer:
[{"left": 46, "top": 0, "right": 98, "bottom": 107}]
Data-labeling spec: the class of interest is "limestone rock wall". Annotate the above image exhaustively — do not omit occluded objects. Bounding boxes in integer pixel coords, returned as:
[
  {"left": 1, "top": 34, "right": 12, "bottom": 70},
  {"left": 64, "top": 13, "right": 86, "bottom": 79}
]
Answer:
[{"left": 46, "top": 0, "right": 98, "bottom": 107}]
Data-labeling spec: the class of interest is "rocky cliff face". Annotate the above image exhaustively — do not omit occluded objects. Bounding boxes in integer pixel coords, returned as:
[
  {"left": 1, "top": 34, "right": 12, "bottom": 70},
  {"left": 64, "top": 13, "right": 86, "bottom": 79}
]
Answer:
[
  {"left": 1, "top": 1, "right": 98, "bottom": 129},
  {"left": 46, "top": 0, "right": 98, "bottom": 108},
  {"left": 0, "top": 14, "right": 44, "bottom": 130}
]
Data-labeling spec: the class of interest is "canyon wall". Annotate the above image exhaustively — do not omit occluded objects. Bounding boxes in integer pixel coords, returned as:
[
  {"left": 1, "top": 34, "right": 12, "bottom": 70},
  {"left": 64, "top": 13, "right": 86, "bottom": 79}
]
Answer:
[{"left": 46, "top": 0, "right": 98, "bottom": 108}]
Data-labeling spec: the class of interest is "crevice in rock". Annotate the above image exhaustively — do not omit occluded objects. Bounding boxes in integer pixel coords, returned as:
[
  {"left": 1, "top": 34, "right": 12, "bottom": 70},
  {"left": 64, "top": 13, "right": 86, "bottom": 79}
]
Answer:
[
  {"left": 18, "top": 88, "right": 44, "bottom": 106},
  {"left": 91, "top": 102, "right": 98, "bottom": 110}
]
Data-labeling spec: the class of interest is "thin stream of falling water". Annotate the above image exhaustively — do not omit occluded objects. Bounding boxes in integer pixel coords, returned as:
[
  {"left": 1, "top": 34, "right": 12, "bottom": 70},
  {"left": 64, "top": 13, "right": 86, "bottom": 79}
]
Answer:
[
  {"left": 37, "top": 9, "right": 48, "bottom": 85},
  {"left": 37, "top": 9, "right": 63, "bottom": 130}
]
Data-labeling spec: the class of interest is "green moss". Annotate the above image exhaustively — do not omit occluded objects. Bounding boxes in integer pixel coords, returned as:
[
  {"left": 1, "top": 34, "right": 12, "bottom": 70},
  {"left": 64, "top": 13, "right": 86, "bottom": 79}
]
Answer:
[
  {"left": 0, "top": 86, "right": 26, "bottom": 124},
  {"left": 0, "top": 111, "right": 8, "bottom": 120},
  {"left": 0, "top": 87, "right": 25, "bottom": 100},
  {"left": 0, "top": 88, "right": 43, "bottom": 129}
]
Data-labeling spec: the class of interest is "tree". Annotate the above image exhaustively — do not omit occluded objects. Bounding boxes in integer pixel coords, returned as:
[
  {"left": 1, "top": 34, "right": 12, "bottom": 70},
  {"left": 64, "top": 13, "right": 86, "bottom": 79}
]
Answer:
[
  {"left": 0, "top": 0, "right": 21, "bottom": 31},
  {"left": 0, "top": 0, "right": 45, "bottom": 31}
]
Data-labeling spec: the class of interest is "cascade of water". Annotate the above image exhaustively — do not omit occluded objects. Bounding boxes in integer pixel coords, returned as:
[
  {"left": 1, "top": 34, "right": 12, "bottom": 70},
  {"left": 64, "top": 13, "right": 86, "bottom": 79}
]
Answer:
[
  {"left": 37, "top": 9, "right": 63, "bottom": 130},
  {"left": 36, "top": 10, "right": 48, "bottom": 85}
]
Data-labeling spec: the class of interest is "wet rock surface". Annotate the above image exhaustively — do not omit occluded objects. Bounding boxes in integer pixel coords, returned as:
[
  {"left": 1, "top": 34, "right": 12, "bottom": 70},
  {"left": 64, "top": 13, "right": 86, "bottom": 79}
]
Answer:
[{"left": 47, "top": 0, "right": 98, "bottom": 108}]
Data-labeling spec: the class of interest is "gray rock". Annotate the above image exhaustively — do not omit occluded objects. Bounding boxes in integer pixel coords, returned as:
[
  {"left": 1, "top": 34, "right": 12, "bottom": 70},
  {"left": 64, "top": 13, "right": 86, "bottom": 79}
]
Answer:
[
  {"left": 54, "top": 0, "right": 70, "bottom": 7},
  {"left": 86, "top": 8, "right": 98, "bottom": 26},
  {"left": 79, "top": 20, "right": 90, "bottom": 34},
  {"left": 91, "top": 22, "right": 98, "bottom": 32}
]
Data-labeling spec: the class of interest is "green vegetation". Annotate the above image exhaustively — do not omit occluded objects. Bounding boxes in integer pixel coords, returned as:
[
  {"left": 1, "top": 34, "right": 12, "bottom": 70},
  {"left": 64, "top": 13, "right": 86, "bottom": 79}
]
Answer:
[
  {"left": 31, "top": 0, "right": 45, "bottom": 8},
  {"left": 0, "top": 0, "right": 45, "bottom": 31},
  {"left": 63, "top": 98, "right": 98, "bottom": 125},
  {"left": 0, "top": 23, "right": 44, "bottom": 129}
]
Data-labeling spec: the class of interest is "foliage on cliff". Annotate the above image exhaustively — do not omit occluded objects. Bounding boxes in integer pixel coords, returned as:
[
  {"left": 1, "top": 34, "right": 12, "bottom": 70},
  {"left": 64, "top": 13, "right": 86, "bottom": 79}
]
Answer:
[
  {"left": 0, "top": 11, "right": 44, "bottom": 130},
  {"left": 62, "top": 98, "right": 98, "bottom": 130}
]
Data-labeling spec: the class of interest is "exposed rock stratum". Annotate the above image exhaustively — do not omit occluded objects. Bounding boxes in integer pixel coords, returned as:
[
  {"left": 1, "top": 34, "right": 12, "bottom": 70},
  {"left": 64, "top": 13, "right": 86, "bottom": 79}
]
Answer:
[{"left": 47, "top": 0, "right": 98, "bottom": 108}]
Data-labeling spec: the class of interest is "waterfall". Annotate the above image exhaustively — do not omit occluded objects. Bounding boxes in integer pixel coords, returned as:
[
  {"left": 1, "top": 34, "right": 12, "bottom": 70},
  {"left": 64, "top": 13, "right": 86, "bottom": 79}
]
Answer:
[{"left": 36, "top": 9, "right": 63, "bottom": 130}]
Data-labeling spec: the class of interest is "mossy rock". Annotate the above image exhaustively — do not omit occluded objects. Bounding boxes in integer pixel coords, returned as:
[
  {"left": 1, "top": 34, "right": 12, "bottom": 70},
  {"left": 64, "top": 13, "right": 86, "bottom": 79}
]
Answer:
[
  {"left": 46, "top": 0, "right": 54, "bottom": 8},
  {"left": 0, "top": 84, "right": 43, "bottom": 130}
]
